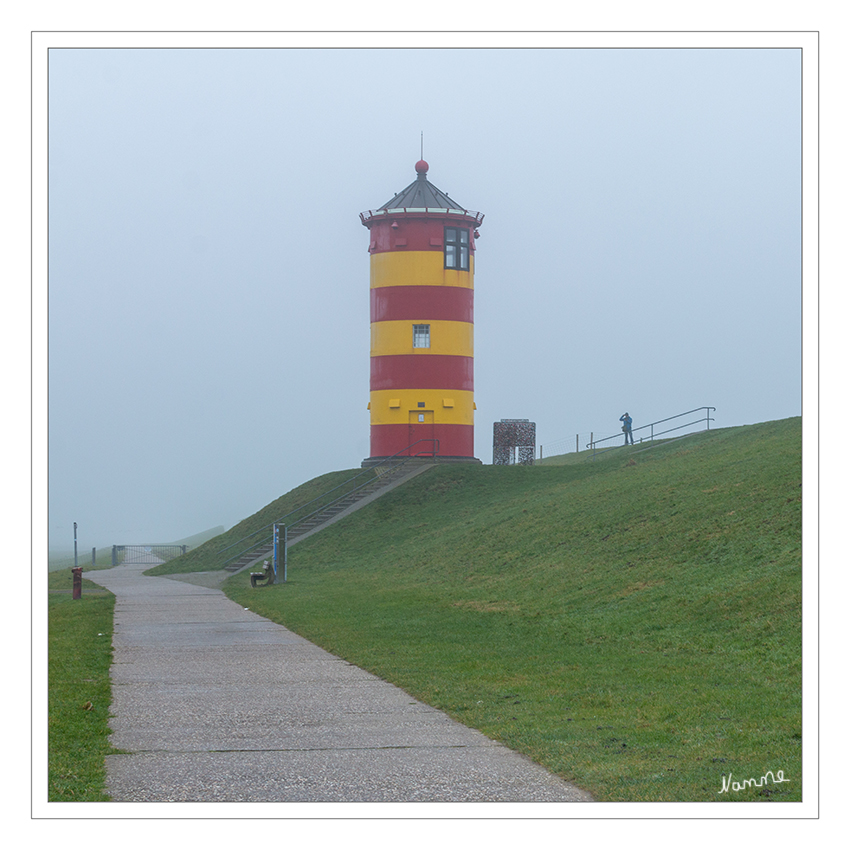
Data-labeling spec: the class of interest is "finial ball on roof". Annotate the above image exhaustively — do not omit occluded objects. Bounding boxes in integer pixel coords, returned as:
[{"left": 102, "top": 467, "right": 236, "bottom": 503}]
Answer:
[{"left": 415, "top": 159, "right": 429, "bottom": 175}]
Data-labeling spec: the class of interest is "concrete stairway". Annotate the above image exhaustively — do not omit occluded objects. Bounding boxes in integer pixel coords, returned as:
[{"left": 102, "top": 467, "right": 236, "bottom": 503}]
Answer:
[{"left": 223, "top": 461, "right": 433, "bottom": 574}]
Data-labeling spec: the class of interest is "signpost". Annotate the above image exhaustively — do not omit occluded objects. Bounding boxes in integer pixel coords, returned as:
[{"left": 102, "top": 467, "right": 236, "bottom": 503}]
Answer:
[{"left": 273, "top": 524, "right": 288, "bottom": 584}]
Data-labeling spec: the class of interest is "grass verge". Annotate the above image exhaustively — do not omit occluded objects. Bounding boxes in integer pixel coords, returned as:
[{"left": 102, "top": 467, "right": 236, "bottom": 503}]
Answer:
[
  {"left": 223, "top": 418, "right": 802, "bottom": 803},
  {"left": 47, "top": 570, "right": 115, "bottom": 801}
]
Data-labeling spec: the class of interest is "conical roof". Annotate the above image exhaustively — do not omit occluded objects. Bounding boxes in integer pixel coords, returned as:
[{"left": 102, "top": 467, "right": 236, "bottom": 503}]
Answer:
[
  {"left": 379, "top": 160, "right": 465, "bottom": 210},
  {"left": 360, "top": 160, "right": 484, "bottom": 227}
]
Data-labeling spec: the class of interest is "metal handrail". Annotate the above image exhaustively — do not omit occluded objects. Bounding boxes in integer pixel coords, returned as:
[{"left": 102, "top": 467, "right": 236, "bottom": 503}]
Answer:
[
  {"left": 281, "top": 440, "right": 439, "bottom": 537},
  {"left": 218, "top": 468, "right": 378, "bottom": 556},
  {"left": 221, "top": 439, "right": 439, "bottom": 567},
  {"left": 587, "top": 407, "right": 716, "bottom": 460},
  {"left": 269, "top": 440, "right": 438, "bottom": 539}
]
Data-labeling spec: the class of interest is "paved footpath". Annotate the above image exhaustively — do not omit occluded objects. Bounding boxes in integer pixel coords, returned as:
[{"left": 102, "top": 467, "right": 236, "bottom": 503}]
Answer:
[{"left": 89, "top": 558, "right": 593, "bottom": 803}]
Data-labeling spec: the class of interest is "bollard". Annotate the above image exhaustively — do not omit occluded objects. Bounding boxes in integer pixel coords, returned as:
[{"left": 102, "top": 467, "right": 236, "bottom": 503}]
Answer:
[{"left": 71, "top": 567, "right": 83, "bottom": 600}]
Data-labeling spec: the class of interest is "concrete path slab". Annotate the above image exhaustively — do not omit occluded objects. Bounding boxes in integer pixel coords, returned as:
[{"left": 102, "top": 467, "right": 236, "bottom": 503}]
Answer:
[{"left": 89, "top": 559, "right": 593, "bottom": 803}]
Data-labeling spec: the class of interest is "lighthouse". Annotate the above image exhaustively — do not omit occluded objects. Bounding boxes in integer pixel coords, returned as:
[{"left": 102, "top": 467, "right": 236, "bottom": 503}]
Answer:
[
  {"left": 360, "top": 159, "right": 484, "bottom": 465},
  {"left": 361, "top": 160, "right": 484, "bottom": 464}
]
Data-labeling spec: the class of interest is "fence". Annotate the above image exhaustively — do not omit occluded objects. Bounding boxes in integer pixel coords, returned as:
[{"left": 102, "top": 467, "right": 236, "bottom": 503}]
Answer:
[
  {"left": 588, "top": 407, "right": 716, "bottom": 460},
  {"left": 539, "top": 407, "right": 716, "bottom": 462},
  {"left": 539, "top": 432, "right": 599, "bottom": 460},
  {"left": 48, "top": 544, "right": 190, "bottom": 571}
]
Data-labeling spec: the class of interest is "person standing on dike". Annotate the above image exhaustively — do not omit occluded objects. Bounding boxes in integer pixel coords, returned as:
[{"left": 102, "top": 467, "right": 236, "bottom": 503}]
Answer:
[{"left": 620, "top": 412, "right": 634, "bottom": 446}]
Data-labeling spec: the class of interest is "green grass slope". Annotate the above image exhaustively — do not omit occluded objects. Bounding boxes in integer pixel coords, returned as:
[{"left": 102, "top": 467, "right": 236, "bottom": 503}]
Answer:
[
  {"left": 224, "top": 417, "right": 802, "bottom": 803},
  {"left": 48, "top": 571, "right": 116, "bottom": 800},
  {"left": 167, "top": 525, "right": 226, "bottom": 548},
  {"left": 147, "top": 467, "right": 370, "bottom": 575}
]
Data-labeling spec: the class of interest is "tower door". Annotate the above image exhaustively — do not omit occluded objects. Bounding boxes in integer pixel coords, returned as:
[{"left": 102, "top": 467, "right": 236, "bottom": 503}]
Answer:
[{"left": 408, "top": 410, "right": 434, "bottom": 456}]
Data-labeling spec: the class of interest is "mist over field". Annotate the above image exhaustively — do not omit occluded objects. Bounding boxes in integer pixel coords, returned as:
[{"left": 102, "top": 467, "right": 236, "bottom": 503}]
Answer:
[{"left": 47, "top": 42, "right": 803, "bottom": 550}]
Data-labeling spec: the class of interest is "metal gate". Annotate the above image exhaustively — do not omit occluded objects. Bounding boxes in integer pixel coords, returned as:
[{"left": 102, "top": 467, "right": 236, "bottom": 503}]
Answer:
[{"left": 111, "top": 545, "right": 187, "bottom": 565}]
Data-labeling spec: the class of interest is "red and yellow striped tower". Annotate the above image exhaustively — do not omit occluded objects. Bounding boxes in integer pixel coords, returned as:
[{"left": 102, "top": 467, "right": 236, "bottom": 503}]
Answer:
[{"left": 361, "top": 160, "right": 484, "bottom": 463}]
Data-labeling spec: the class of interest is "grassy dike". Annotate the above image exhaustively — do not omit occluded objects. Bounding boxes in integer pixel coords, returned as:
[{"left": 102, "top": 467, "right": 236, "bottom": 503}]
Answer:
[
  {"left": 147, "top": 467, "right": 371, "bottom": 575},
  {"left": 47, "top": 570, "right": 116, "bottom": 801},
  {"left": 222, "top": 418, "right": 802, "bottom": 803}
]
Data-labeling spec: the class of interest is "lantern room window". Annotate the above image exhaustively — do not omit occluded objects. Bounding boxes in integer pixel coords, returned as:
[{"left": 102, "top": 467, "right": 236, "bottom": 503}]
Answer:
[
  {"left": 413, "top": 324, "right": 431, "bottom": 348},
  {"left": 444, "top": 227, "right": 469, "bottom": 270}
]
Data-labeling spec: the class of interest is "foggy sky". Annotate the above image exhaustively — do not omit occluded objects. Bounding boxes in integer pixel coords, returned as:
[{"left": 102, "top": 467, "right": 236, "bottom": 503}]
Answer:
[{"left": 47, "top": 44, "right": 803, "bottom": 549}]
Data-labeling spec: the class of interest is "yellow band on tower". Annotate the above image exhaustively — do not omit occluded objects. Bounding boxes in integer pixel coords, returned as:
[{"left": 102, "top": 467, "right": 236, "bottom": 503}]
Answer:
[
  {"left": 370, "top": 251, "right": 474, "bottom": 290},
  {"left": 370, "top": 389, "right": 474, "bottom": 426},
  {"left": 371, "top": 320, "right": 473, "bottom": 358}
]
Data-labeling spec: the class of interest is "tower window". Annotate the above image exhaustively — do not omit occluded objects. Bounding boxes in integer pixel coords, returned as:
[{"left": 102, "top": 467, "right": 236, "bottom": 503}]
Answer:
[
  {"left": 412, "top": 324, "right": 431, "bottom": 348},
  {"left": 444, "top": 227, "right": 469, "bottom": 270}
]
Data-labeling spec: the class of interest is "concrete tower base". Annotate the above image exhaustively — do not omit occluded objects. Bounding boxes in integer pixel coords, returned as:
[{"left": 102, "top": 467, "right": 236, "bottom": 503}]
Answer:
[{"left": 361, "top": 456, "right": 482, "bottom": 469}]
